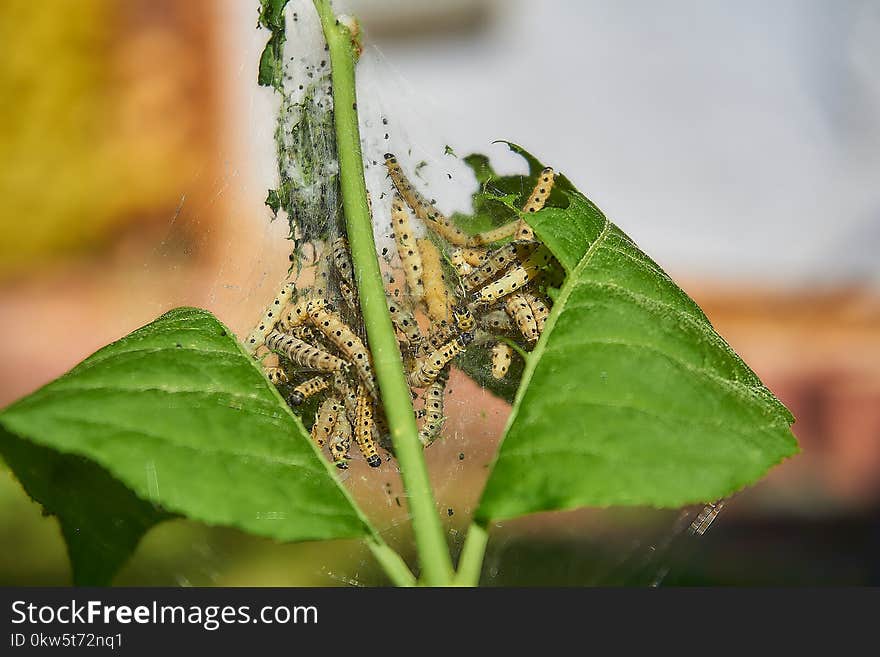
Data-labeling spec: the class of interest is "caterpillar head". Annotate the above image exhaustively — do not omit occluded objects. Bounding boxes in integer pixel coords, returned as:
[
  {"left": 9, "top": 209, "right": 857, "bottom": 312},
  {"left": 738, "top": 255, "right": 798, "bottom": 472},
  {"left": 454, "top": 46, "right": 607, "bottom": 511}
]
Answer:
[
  {"left": 366, "top": 455, "right": 382, "bottom": 468},
  {"left": 468, "top": 290, "right": 488, "bottom": 308}
]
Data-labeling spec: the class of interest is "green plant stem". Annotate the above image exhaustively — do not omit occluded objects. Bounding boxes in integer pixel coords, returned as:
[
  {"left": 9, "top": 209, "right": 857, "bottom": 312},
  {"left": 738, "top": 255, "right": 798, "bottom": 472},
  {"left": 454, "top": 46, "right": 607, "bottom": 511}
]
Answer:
[
  {"left": 455, "top": 524, "right": 489, "bottom": 586},
  {"left": 313, "top": 0, "right": 455, "bottom": 586},
  {"left": 500, "top": 336, "right": 529, "bottom": 362},
  {"left": 367, "top": 538, "right": 417, "bottom": 587}
]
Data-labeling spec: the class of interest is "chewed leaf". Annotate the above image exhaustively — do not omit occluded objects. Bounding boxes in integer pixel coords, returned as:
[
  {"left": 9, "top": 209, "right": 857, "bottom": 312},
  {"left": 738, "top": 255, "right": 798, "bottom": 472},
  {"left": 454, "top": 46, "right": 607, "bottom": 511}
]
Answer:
[
  {"left": 0, "top": 307, "right": 369, "bottom": 583},
  {"left": 258, "top": 0, "right": 291, "bottom": 89},
  {"left": 475, "top": 146, "right": 798, "bottom": 523}
]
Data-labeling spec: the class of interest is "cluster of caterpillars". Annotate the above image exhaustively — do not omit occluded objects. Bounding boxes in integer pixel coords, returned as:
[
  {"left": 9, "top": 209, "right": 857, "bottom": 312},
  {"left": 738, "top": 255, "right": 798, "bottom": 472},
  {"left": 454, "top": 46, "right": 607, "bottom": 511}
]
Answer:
[
  {"left": 244, "top": 248, "right": 384, "bottom": 469},
  {"left": 244, "top": 153, "right": 559, "bottom": 470}
]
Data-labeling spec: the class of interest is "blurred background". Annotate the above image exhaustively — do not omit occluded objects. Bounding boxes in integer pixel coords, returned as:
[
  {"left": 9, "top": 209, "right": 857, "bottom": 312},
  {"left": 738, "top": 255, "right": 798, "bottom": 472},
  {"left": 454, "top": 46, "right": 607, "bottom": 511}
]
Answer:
[{"left": 1, "top": 0, "right": 878, "bottom": 585}]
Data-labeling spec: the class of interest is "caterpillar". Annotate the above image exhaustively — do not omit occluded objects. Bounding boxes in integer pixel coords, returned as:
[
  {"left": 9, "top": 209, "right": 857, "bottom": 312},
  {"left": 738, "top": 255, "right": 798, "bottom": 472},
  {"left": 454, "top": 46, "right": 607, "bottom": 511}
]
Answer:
[
  {"left": 418, "top": 371, "right": 448, "bottom": 446},
  {"left": 386, "top": 293, "right": 424, "bottom": 352},
  {"left": 491, "top": 342, "right": 514, "bottom": 380},
  {"left": 470, "top": 328, "right": 497, "bottom": 347},
  {"left": 408, "top": 332, "right": 473, "bottom": 388},
  {"left": 289, "top": 375, "right": 330, "bottom": 406},
  {"left": 244, "top": 280, "right": 295, "bottom": 354},
  {"left": 306, "top": 300, "right": 377, "bottom": 398},
  {"left": 303, "top": 296, "right": 327, "bottom": 314},
  {"left": 265, "top": 330, "right": 348, "bottom": 373},
  {"left": 264, "top": 365, "right": 289, "bottom": 385},
  {"left": 479, "top": 309, "right": 512, "bottom": 333},
  {"left": 354, "top": 385, "right": 382, "bottom": 467},
  {"left": 311, "top": 396, "right": 341, "bottom": 449},
  {"left": 451, "top": 304, "right": 475, "bottom": 332},
  {"left": 338, "top": 280, "right": 359, "bottom": 314},
  {"left": 467, "top": 220, "right": 519, "bottom": 247},
  {"left": 331, "top": 237, "right": 354, "bottom": 285},
  {"left": 522, "top": 291, "right": 550, "bottom": 336},
  {"left": 515, "top": 167, "right": 555, "bottom": 241},
  {"left": 331, "top": 237, "right": 360, "bottom": 311},
  {"left": 504, "top": 293, "right": 539, "bottom": 343},
  {"left": 276, "top": 297, "right": 310, "bottom": 332},
  {"left": 417, "top": 238, "right": 452, "bottom": 322},
  {"left": 329, "top": 406, "right": 353, "bottom": 469},
  {"left": 333, "top": 370, "right": 359, "bottom": 421},
  {"left": 312, "top": 246, "right": 333, "bottom": 299},
  {"left": 391, "top": 193, "right": 425, "bottom": 302},
  {"left": 459, "top": 247, "right": 489, "bottom": 268},
  {"left": 470, "top": 245, "right": 554, "bottom": 306},
  {"left": 463, "top": 166, "right": 555, "bottom": 247},
  {"left": 461, "top": 241, "right": 536, "bottom": 292},
  {"left": 449, "top": 249, "right": 473, "bottom": 277},
  {"left": 287, "top": 323, "right": 318, "bottom": 342},
  {"left": 385, "top": 153, "right": 470, "bottom": 247},
  {"left": 426, "top": 319, "right": 455, "bottom": 350},
  {"left": 689, "top": 500, "right": 725, "bottom": 536}
]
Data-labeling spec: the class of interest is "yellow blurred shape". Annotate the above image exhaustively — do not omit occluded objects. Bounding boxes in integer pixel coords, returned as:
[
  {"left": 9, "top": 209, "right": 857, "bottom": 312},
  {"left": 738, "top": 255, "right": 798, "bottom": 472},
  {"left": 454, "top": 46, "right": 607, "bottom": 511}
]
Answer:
[{"left": 0, "top": 0, "right": 201, "bottom": 277}]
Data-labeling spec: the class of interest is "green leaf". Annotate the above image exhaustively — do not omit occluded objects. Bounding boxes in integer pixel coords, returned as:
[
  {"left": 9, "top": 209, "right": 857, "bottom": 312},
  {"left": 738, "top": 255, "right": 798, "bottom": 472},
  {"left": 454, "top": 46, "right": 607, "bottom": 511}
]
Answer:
[
  {"left": 257, "top": 0, "right": 291, "bottom": 89},
  {"left": 265, "top": 187, "right": 282, "bottom": 215},
  {"left": 455, "top": 146, "right": 567, "bottom": 237},
  {"left": 0, "top": 307, "right": 369, "bottom": 583},
  {"left": 0, "top": 428, "right": 171, "bottom": 585},
  {"left": 475, "top": 147, "right": 798, "bottom": 523},
  {"left": 258, "top": 0, "right": 289, "bottom": 31},
  {"left": 258, "top": 36, "right": 284, "bottom": 89}
]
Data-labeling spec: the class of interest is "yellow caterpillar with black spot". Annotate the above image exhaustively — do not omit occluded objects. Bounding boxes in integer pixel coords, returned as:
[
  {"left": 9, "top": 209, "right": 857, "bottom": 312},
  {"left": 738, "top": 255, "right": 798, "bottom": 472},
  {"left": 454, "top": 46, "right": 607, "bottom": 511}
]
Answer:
[
  {"left": 459, "top": 247, "right": 489, "bottom": 267},
  {"left": 522, "top": 291, "right": 550, "bottom": 337},
  {"left": 312, "top": 396, "right": 341, "bottom": 449},
  {"left": 329, "top": 406, "right": 353, "bottom": 469},
  {"left": 466, "top": 221, "right": 519, "bottom": 247},
  {"left": 391, "top": 193, "right": 425, "bottom": 302},
  {"left": 331, "top": 237, "right": 360, "bottom": 311},
  {"left": 289, "top": 375, "right": 329, "bottom": 406},
  {"left": 244, "top": 280, "right": 295, "bottom": 355},
  {"left": 504, "top": 293, "right": 539, "bottom": 344},
  {"left": 332, "top": 370, "right": 359, "bottom": 420},
  {"left": 385, "top": 153, "right": 471, "bottom": 247},
  {"left": 265, "top": 330, "right": 348, "bottom": 373},
  {"left": 354, "top": 385, "right": 382, "bottom": 467},
  {"left": 463, "top": 167, "right": 555, "bottom": 246},
  {"left": 408, "top": 333, "right": 473, "bottom": 388},
  {"left": 491, "top": 343, "right": 514, "bottom": 380},
  {"left": 462, "top": 241, "right": 536, "bottom": 292},
  {"left": 515, "top": 167, "right": 555, "bottom": 241},
  {"left": 417, "top": 238, "right": 451, "bottom": 323},
  {"left": 425, "top": 319, "right": 455, "bottom": 350},
  {"left": 264, "top": 365, "right": 289, "bottom": 385},
  {"left": 449, "top": 248, "right": 473, "bottom": 277},
  {"left": 451, "top": 304, "right": 475, "bottom": 332},
  {"left": 306, "top": 300, "right": 377, "bottom": 398},
  {"left": 418, "top": 371, "right": 448, "bottom": 447},
  {"left": 312, "top": 246, "right": 333, "bottom": 299},
  {"left": 479, "top": 309, "right": 512, "bottom": 333},
  {"left": 470, "top": 245, "right": 553, "bottom": 306},
  {"left": 386, "top": 292, "right": 423, "bottom": 353},
  {"left": 276, "top": 297, "right": 310, "bottom": 332}
]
